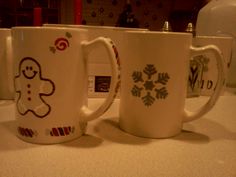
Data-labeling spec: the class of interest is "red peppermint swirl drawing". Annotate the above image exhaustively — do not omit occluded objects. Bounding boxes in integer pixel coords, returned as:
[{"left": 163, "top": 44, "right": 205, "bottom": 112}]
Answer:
[{"left": 54, "top": 38, "right": 69, "bottom": 51}]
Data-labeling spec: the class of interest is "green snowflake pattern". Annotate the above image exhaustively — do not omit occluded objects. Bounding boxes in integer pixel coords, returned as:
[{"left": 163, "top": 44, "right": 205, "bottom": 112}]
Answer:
[{"left": 131, "top": 64, "right": 170, "bottom": 106}]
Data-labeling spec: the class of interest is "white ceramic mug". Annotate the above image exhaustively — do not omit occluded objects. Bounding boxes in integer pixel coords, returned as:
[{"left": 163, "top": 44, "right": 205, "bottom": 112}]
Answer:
[
  {"left": 119, "top": 31, "right": 225, "bottom": 138},
  {"left": 43, "top": 24, "right": 147, "bottom": 97},
  {"left": 12, "top": 27, "right": 120, "bottom": 144},
  {"left": 188, "top": 36, "right": 232, "bottom": 96},
  {"left": 0, "top": 29, "right": 14, "bottom": 100}
]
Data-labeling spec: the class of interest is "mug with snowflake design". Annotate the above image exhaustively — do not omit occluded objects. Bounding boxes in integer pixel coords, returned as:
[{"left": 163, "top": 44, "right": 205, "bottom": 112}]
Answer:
[
  {"left": 12, "top": 27, "right": 120, "bottom": 144},
  {"left": 119, "top": 31, "right": 225, "bottom": 138}
]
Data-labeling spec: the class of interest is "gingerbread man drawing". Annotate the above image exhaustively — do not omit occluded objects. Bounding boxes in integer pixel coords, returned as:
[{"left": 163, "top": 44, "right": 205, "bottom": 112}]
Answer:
[{"left": 14, "top": 57, "right": 55, "bottom": 118}]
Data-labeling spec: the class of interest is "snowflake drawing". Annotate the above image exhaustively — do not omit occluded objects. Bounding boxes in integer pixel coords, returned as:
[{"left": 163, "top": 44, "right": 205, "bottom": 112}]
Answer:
[{"left": 131, "top": 64, "right": 170, "bottom": 106}]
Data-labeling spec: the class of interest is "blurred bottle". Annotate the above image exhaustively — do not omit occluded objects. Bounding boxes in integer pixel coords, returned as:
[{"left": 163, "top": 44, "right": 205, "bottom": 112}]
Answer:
[
  {"left": 196, "top": 0, "right": 236, "bottom": 87},
  {"left": 116, "top": 0, "right": 139, "bottom": 28},
  {"left": 185, "top": 22, "right": 196, "bottom": 36},
  {"left": 161, "top": 21, "right": 172, "bottom": 32}
]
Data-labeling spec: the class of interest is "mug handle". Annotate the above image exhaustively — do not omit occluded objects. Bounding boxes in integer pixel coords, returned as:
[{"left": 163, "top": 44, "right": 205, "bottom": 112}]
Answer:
[
  {"left": 183, "top": 45, "right": 225, "bottom": 122},
  {"left": 79, "top": 37, "right": 120, "bottom": 122}
]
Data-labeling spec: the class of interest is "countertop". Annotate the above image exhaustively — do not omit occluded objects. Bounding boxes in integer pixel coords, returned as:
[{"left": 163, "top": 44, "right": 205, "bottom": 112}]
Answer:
[{"left": 0, "top": 91, "right": 236, "bottom": 177}]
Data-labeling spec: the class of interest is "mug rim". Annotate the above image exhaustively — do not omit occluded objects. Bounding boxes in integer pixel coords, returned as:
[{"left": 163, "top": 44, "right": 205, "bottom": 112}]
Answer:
[
  {"left": 43, "top": 23, "right": 148, "bottom": 31},
  {"left": 195, "top": 35, "right": 233, "bottom": 40},
  {"left": 11, "top": 26, "right": 88, "bottom": 33},
  {"left": 124, "top": 30, "right": 193, "bottom": 36},
  {"left": 0, "top": 28, "right": 11, "bottom": 31}
]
